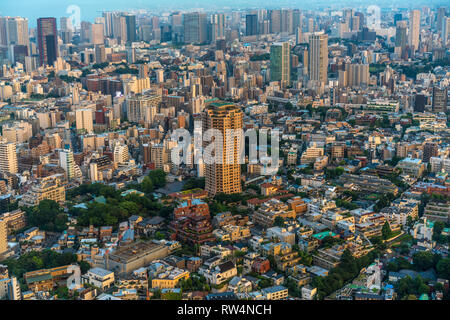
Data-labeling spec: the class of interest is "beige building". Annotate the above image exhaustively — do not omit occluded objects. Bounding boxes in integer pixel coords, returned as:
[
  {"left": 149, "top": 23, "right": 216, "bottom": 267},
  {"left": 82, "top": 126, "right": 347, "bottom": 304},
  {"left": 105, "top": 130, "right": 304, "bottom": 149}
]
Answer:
[
  {"left": 202, "top": 102, "right": 243, "bottom": 195},
  {"left": 0, "top": 142, "right": 18, "bottom": 174},
  {"left": 308, "top": 33, "right": 328, "bottom": 84},
  {"left": 19, "top": 175, "right": 66, "bottom": 207}
]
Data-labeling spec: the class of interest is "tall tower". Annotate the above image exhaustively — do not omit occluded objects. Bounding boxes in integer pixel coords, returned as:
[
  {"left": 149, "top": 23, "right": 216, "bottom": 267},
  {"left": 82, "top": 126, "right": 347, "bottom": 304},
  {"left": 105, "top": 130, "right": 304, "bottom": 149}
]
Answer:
[
  {"left": 246, "top": 14, "right": 258, "bottom": 36},
  {"left": 37, "top": 17, "right": 58, "bottom": 66},
  {"left": 308, "top": 33, "right": 328, "bottom": 84},
  {"left": 59, "top": 148, "right": 75, "bottom": 180},
  {"left": 202, "top": 102, "right": 243, "bottom": 196},
  {"left": 183, "top": 12, "right": 207, "bottom": 44},
  {"left": 408, "top": 10, "right": 420, "bottom": 52},
  {"left": 270, "top": 42, "right": 291, "bottom": 88},
  {"left": 0, "top": 219, "right": 7, "bottom": 257},
  {"left": 0, "top": 142, "right": 18, "bottom": 174}
]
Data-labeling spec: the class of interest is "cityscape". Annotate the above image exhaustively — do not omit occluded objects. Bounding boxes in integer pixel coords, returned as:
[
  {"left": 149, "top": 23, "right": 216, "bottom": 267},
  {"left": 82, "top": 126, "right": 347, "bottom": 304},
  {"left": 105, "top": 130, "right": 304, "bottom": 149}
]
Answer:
[{"left": 0, "top": 0, "right": 449, "bottom": 303}]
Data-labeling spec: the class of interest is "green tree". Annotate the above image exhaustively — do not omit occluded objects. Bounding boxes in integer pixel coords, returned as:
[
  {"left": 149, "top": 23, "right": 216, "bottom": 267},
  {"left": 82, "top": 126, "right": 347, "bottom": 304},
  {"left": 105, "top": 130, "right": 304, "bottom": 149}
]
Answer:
[{"left": 381, "top": 222, "right": 393, "bottom": 240}]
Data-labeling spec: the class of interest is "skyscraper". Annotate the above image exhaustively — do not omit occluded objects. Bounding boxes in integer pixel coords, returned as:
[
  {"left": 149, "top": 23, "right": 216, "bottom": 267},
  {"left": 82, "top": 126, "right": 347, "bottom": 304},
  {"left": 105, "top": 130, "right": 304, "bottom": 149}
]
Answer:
[
  {"left": 5, "top": 17, "right": 29, "bottom": 47},
  {"left": 0, "top": 142, "right": 18, "bottom": 173},
  {"left": 59, "top": 148, "right": 75, "bottom": 180},
  {"left": 124, "top": 14, "right": 136, "bottom": 43},
  {"left": 202, "top": 102, "right": 243, "bottom": 196},
  {"left": 208, "top": 14, "right": 225, "bottom": 42},
  {"left": 0, "top": 142, "right": 18, "bottom": 174},
  {"left": 0, "top": 218, "right": 7, "bottom": 257},
  {"left": 183, "top": 12, "right": 207, "bottom": 44},
  {"left": 308, "top": 33, "right": 328, "bottom": 84},
  {"left": 37, "top": 17, "right": 58, "bottom": 66},
  {"left": 442, "top": 17, "right": 450, "bottom": 47},
  {"left": 246, "top": 14, "right": 258, "bottom": 36},
  {"left": 269, "top": 10, "right": 281, "bottom": 34},
  {"left": 408, "top": 10, "right": 420, "bottom": 52},
  {"left": 270, "top": 42, "right": 291, "bottom": 88}
]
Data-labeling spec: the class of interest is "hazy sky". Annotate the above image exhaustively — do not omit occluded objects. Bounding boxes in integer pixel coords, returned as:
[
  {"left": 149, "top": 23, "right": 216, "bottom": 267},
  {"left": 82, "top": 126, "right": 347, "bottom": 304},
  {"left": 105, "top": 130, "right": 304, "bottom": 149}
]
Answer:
[{"left": 1, "top": 0, "right": 448, "bottom": 27}]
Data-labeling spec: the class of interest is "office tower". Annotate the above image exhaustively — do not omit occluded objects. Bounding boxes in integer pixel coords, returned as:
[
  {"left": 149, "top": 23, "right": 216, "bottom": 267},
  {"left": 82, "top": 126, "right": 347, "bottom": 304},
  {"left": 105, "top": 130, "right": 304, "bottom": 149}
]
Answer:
[
  {"left": 0, "top": 18, "right": 7, "bottom": 46},
  {"left": 408, "top": 10, "right": 420, "bottom": 52},
  {"left": 281, "top": 9, "right": 294, "bottom": 34},
  {"left": 293, "top": 9, "right": 302, "bottom": 31},
  {"left": 91, "top": 23, "right": 104, "bottom": 45},
  {"left": 202, "top": 102, "right": 243, "bottom": 196},
  {"left": 126, "top": 95, "right": 161, "bottom": 124},
  {"left": 102, "top": 12, "right": 114, "bottom": 37},
  {"left": 395, "top": 21, "right": 407, "bottom": 49},
  {"left": 270, "top": 42, "right": 291, "bottom": 88},
  {"left": 112, "top": 14, "right": 127, "bottom": 44},
  {"left": 60, "top": 17, "right": 73, "bottom": 44},
  {"left": 308, "top": 18, "right": 314, "bottom": 32},
  {"left": 246, "top": 14, "right": 258, "bottom": 36},
  {"left": 59, "top": 148, "right": 75, "bottom": 180},
  {"left": 423, "top": 142, "right": 438, "bottom": 163},
  {"left": 295, "top": 27, "right": 302, "bottom": 45},
  {"left": 183, "top": 12, "right": 207, "bottom": 44},
  {"left": 308, "top": 33, "right": 328, "bottom": 84},
  {"left": 0, "top": 219, "right": 7, "bottom": 256},
  {"left": 269, "top": 10, "right": 281, "bottom": 34},
  {"left": 80, "top": 21, "right": 92, "bottom": 43},
  {"left": 5, "top": 17, "right": 29, "bottom": 47},
  {"left": 0, "top": 142, "right": 18, "bottom": 174},
  {"left": 442, "top": 17, "right": 450, "bottom": 47},
  {"left": 75, "top": 108, "right": 94, "bottom": 134},
  {"left": 37, "top": 17, "right": 58, "bottom": 66},
  {"left": 432, "top": 87, "right": 448, "bottom": 113},
  {"left": 95, "top": 44, "right": 106, "bottom": 63},
  {"left": 436, "top": 7, "right": 446, "bottom": 32},
  {"left": 124, "top": 14, "right": 136, "bottom": 43},
  {"left": 208, "top": 14, "right": 225, "bottom": 42}
]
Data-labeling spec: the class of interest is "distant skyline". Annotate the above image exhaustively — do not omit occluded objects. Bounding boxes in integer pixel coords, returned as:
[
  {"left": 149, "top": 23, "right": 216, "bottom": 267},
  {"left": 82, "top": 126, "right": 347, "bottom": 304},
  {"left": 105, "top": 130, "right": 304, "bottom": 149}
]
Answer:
[{"left": 1, "top": 0, "right": 449, "bottom": 28}]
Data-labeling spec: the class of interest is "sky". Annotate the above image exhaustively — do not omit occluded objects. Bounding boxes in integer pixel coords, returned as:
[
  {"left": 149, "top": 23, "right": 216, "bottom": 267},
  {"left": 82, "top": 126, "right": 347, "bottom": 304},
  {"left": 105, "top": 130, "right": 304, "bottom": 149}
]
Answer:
[{"left": 1, "top": 0, "right": 448, "bottom": 28}]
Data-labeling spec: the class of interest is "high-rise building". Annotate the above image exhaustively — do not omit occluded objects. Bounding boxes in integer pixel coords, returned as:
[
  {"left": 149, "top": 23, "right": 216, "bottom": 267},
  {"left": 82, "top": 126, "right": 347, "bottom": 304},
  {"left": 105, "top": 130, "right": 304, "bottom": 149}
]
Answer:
[
  {"left": 295, "top": 27, "right": 302, "bottom": 45},
  {"left": 95, "top": 44, "right": 106, "bottom": 64},
  {"left": 124, "top": 14, "right": 136, "bottom": 43},
  {"left": 422, "top": 143, "right": 439, "bottom": 163},
  {"left": 75, "top": 108, "right": 94, "bottom": 134},
  {"left": 246, "top": 14, "right": 258, "bottom": 36},
  {"left": 0, "top": 142, "right": 18, "bottom": 174},
  {"left": 91, "top": 23, "right": 104, "bottom": 45},
  {"left": 208, "top": 14, "right": 225, "bottom": 42},
  {"left": 395, "top": 20, "right": 407, "bottom": 49},
  {"left": 270, "top": 42, "right": 291, "bottom": 88},
  {"left": 59, "top": 149, "right": 75, "bottom": 180},
  {"left": 432, "top": 87, "right": 448, "bottom": 113},
  {"left": 183, "top": 12, "right": 207, "bottom": 44},
  {"left": 0, "top": 219, "right": 7, "bottom": 256},
  {"left": 442, "top": 17, "right": 450, "bottom": 47},
  {"left": 408, "top": 10, "right": 420, "bottom": 52},
  {"left": 269, "top": 10, "right": 281, "bottom": 34},
  {"left": 5, "top": 17, "right": 29, "bottom": 47},
  {"left": 37, "top": 17, "right": 58, "bottom": 66},
  {"left": 308, "top": 33, "right": 328, "bottom": 84},
  {"left": 202, "top": 102, "right": 243, "bottom": 196}
]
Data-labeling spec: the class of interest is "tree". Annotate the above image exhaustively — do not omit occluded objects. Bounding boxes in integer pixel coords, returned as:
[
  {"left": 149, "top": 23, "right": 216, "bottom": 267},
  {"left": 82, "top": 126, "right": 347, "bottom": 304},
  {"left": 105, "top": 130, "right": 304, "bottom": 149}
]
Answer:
[
  {"left": 148, "top": 169, "right": 167, "bottom": 189},
  {"left": 141, "top": 176, "right": 154, "bottom": 194},
  {"left": 412, "top": 252, "right": 436, "bottom": 271},
  {"left": 381, "top": 222, "right": 393, "bottom": 240},
  {"left": 273, "top": 216, "right": 285, "bottom": 227},
  {"left": 26, "top": 200, "right": 68, "bottom": 232},
  {"left": 436, "top": 258, "right": 450, "bottom": 280}
]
